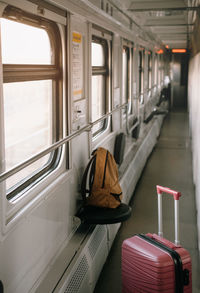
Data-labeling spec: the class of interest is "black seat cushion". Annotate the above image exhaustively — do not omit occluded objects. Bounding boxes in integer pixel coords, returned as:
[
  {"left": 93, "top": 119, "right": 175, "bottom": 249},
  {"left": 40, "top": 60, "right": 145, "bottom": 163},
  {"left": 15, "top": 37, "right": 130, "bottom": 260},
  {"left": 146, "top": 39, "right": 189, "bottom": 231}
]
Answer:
[
  {"left": 114, "top": 132, "right": 126, "bottom": 165},
  {"left": 78, "top": 203, "right": 132, "bottom": 224}
]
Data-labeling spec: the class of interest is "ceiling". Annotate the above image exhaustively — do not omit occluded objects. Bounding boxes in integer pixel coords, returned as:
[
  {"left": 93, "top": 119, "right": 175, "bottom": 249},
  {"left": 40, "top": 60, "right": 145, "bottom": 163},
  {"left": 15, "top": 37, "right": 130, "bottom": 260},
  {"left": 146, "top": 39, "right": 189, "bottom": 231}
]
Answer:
[{"left": 123, "top": 0, "right": 200, "bottom": 49}]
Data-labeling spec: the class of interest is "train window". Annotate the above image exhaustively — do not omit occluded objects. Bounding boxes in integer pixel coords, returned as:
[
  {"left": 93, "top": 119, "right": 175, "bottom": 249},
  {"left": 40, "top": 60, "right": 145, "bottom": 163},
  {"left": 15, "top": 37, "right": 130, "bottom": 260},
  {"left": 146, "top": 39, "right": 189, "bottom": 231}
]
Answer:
[
  {"left": 92, "top": 43, "right": 104, "bottom": 66},
  {"left": 122, "top": 46, "right": 131, "bottom": 112},
  {"left": 148, "top": 51, "right": 152, "bottom": 91},
  {"left": 160, "top": 55, "right": 164, "bottom": 84},
  {"left": 154, "top": 53, "right": 158, "bottom": 87},
  {"left": 138, "top": 48, "right": 144, "bottom": 103},
  {"left": 91, "top": 36, "right": 109, "bottom": 136},
  {"left": 1, "top": 7, "right": 63, "bottom": 200},
  {"left": 158, "top": 54, "right": 163, "bottom": 86},
  {"left": 1, "top": 19, "right": 51, "bottom": 64}
]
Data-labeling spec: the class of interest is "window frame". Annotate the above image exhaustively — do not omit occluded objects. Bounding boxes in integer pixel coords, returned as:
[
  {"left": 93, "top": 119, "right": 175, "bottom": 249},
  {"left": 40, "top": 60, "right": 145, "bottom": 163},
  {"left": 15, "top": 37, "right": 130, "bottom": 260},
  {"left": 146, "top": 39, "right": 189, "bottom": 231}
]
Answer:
[
  {"left": 122, "top": 44, "right": 132, "bottom": 114},
  {"left": 148, "top": 51, "right": 152, "bottom": 92},
  {"left": 158, "top": 53, "right": 163, "bottom": 87},
  {"left": 160, "top": 54, "right": 164, "bottom": 85},
  {"left": 1, "top": 6, "right": 63, "bottom": 201},
  {"left": 91, "top": 34, "right": 110, "bottom": 137},
  {"left": 138, "top": 48, "right": 145, "bottom": 104},
  {"left": 154, "top": 53, "right": 158, "bottom": 88}
]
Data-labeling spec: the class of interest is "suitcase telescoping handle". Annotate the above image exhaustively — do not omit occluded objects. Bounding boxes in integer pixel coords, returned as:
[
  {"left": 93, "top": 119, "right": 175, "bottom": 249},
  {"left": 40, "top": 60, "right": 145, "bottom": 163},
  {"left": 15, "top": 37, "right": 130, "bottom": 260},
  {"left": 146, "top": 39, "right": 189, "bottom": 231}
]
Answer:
[{"left": 156, "top": 185, "right": 181, "bottom": 245}]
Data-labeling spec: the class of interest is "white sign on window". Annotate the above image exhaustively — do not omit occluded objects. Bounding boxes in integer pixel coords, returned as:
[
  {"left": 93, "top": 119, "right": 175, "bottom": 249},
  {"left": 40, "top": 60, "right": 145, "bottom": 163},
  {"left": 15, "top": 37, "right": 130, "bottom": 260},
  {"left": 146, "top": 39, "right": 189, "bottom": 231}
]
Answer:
[{"left": 72, "top": 32, "right": 83, "bottom": 101}]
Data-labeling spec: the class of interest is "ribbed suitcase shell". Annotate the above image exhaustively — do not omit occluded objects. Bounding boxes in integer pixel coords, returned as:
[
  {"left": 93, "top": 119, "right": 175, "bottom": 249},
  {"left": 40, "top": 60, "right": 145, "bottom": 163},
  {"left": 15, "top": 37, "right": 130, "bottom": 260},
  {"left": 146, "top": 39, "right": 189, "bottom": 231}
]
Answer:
[{"left": 122, "top": 233, "right": 192, "bottom": 293}]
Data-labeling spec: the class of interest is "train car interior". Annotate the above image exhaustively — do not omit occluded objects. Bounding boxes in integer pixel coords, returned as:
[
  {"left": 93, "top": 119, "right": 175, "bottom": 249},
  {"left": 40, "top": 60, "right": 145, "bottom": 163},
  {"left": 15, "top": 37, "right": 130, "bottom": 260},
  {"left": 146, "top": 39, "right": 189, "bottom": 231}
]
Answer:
[{"left": 0, "top": 0, "right": 200, "bottom": 292}]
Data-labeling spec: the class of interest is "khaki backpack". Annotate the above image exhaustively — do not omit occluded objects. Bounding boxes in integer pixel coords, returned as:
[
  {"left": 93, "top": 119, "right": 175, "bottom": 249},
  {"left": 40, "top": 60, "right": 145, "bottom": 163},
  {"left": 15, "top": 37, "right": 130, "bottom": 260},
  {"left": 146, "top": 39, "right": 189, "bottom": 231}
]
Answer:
[{"left": 81, "top": 147, "right": 123, "bottom": 209}]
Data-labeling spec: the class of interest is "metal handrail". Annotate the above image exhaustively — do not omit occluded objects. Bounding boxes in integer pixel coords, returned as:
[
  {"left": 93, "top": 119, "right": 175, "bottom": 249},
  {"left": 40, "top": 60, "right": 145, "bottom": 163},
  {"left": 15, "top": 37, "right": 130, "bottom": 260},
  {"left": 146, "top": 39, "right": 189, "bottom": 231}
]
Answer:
[
  {"left": 128, "top": 120, "right": 140, "bottom": 134},
  {"left": 133, "top": 85, "right": 159, "bottom": 100},
  {"left": 0, "top": 103, "right": 127, "bottom": 183}
]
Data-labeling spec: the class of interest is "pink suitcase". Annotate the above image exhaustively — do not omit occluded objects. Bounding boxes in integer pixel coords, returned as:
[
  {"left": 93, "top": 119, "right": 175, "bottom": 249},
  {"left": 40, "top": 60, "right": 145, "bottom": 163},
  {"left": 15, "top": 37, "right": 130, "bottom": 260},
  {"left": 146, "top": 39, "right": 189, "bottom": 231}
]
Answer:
[{"left": 122, "top": 185, "right": 192, "bottom": 292}]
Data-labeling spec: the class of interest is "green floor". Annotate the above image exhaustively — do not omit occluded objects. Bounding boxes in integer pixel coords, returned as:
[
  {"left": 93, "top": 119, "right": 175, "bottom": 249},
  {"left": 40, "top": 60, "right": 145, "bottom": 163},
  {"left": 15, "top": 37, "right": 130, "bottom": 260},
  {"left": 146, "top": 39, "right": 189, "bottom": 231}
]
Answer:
[{"left": 94, "top": 110, "right": 200, "bottom": 293}]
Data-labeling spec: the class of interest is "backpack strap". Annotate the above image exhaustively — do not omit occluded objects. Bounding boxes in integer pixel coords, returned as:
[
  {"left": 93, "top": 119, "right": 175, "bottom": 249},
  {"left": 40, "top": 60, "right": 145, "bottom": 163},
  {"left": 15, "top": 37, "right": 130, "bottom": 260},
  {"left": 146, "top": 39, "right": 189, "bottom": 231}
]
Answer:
[
  {"left": 81, "top": 154, "right": 97, "bottom": 205},
  {"left": 89, "top": 155, "right": 96, "bottom": 191}
]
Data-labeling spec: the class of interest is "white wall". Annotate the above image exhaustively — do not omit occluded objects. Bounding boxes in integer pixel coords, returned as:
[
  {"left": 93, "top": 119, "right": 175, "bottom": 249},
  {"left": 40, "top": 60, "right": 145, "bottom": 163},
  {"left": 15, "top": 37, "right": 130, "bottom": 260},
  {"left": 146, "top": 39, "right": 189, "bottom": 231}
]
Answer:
[{"left": 188, "top": 52, "right": 200, "bottom": 252}]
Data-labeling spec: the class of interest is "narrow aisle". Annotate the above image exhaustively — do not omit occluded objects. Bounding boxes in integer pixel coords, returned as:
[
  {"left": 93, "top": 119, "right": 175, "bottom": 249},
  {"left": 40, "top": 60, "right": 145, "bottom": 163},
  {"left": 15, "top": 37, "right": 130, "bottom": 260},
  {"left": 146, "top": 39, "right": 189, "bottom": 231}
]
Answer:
[{"left": 94, "top": 110, "right": 200, "bottom": 293}]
